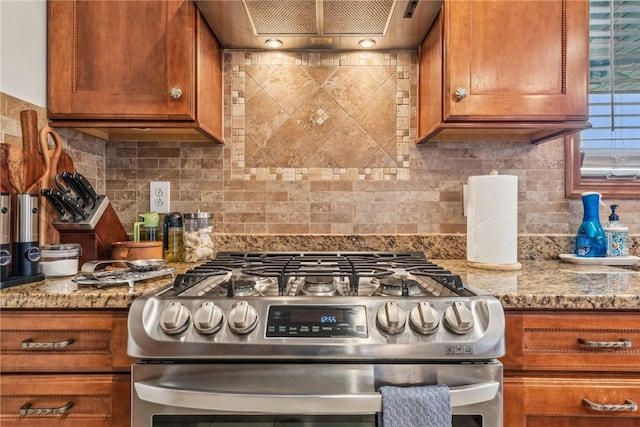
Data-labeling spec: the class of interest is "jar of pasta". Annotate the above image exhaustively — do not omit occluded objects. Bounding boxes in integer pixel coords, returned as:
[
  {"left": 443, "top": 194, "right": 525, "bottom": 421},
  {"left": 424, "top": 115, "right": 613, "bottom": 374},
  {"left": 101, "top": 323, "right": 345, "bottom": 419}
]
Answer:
[{"left": 183, "top": 211, "right": 214, "bottom": 262}]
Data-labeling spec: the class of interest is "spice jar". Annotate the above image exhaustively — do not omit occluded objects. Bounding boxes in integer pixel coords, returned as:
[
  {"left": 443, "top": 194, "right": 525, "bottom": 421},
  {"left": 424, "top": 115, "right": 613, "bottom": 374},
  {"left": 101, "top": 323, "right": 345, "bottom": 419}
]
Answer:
[
  {"left": 183, "top": 211, "right": 214, "bottom": 262},
  {"left": 39, "top": 243, "right": 82, "bottom": 277}
]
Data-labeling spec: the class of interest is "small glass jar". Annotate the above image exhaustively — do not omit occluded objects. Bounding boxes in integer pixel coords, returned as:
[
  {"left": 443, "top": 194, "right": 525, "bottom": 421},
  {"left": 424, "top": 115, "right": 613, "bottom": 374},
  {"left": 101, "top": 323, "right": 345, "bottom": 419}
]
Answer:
[
  {"left": 39, "top": 243, "right": 82, "bottom": 277},
  {"left": 183, "top": 211, "right": 214, "bottom": 262}
]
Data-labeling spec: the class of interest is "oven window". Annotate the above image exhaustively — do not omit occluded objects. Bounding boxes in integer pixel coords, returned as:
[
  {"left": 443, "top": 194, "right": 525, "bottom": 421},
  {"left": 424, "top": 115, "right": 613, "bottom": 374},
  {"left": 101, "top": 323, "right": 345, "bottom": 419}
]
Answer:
[
  {"left": 153, "top": 415, "right": 375, "bottom": 426},
  {"left": 152, "top": 414, "right": 483, "bottom": 426}
]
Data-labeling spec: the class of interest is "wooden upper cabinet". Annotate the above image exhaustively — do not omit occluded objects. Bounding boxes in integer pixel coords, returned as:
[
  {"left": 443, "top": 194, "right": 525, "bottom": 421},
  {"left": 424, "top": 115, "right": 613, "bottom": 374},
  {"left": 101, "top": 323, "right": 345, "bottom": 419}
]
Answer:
[
  {"left": 47, "top": 0, "right": 223, "bottom": 143},
  {"left": 418, "top": 0, "right": 591, "bottom": 144}
]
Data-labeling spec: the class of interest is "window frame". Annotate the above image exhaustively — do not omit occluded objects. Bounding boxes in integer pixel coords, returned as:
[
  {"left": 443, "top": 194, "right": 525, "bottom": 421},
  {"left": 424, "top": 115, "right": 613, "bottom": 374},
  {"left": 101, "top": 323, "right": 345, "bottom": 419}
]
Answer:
[
  {"left": 564, "top": 0, "right": 639, "bottom": 199},
  {"left": 564, "top": 133, "right": 640, "bottom": 199}
]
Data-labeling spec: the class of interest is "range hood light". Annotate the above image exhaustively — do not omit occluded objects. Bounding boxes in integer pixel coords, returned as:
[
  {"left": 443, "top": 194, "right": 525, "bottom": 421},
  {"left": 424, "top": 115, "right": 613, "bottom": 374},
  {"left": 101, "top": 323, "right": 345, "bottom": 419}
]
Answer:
[
  {"left": 265, "top": 38, "right": 283, "bottom": 48},
  {"left": 358, "top": 39, "right": 376, "bottom": 48}
]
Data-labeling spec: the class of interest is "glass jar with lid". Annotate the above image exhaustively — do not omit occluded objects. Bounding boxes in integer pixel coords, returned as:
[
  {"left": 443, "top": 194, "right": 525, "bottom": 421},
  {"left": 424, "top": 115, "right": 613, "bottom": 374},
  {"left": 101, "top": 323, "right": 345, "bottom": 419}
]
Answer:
[
  {"left": 183, "top": 211, "right": 214, "bottom": 262},
  {"left": 39, "top": 243, "right": 82, "bottom": 277}
]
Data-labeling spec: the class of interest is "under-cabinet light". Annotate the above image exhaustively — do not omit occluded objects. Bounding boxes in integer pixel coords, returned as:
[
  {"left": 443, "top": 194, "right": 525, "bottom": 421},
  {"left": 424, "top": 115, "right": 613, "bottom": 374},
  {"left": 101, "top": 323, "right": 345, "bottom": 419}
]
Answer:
[
  {"left": 265, "top": 38, "right": 283, "bottom": 48},
  {"left": 358, "top": 39, "right": 376, "bottom": 48}
]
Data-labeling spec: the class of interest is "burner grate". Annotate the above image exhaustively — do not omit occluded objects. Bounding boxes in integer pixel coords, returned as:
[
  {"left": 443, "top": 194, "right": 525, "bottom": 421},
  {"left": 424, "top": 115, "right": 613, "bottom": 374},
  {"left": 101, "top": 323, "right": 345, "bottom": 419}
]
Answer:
[{"left": 171, "top": 252, "right": 473, "bottom": 298}]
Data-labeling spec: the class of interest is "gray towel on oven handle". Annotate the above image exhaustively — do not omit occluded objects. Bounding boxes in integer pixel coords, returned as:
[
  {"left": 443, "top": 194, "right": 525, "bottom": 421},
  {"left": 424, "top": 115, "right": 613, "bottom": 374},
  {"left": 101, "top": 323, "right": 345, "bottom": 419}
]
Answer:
[{"left": 378, "top": 384, "right": 452, "bottom": 427}]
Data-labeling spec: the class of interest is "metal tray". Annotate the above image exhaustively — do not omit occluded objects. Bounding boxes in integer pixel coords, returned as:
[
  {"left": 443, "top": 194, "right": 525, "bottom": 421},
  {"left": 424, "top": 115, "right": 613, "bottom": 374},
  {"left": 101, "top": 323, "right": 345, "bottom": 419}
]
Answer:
[{"left": 72, "top": 260, "right": 176, "bottom": 289}]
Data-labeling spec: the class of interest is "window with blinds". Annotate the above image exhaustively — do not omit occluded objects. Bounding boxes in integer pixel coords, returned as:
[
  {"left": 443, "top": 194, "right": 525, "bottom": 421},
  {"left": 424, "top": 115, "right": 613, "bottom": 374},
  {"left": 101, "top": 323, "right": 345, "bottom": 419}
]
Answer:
[{"left": 580, "top": 0, "right": 640, "bottom": 179}]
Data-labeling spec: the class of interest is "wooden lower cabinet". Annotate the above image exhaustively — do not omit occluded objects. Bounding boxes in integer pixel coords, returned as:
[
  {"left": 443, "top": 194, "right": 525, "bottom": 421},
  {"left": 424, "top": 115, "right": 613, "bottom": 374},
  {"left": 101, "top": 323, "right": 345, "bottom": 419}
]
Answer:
[
  {"left": 503, "top": 310, "right": 640, "bottom": 426},
  {"left": 0, "top": 310, "right": 133, "bottom": 426},
  {"left": 0, "top": 374, "right": 130, "bottom": 426}
]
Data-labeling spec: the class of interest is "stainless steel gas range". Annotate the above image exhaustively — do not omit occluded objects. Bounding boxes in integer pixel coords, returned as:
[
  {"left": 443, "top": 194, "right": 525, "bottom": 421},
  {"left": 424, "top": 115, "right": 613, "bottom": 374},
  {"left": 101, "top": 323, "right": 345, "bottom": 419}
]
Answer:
[{"left": 128, "top": 252, "right": 505, "bottom": 427}]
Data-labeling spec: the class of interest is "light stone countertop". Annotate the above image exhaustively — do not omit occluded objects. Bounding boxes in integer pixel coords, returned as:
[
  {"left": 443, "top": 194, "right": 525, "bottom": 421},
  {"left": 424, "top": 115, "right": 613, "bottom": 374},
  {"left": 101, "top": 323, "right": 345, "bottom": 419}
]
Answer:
[{"left": 1, "top": 259, "right": 639, "bottom": 310}]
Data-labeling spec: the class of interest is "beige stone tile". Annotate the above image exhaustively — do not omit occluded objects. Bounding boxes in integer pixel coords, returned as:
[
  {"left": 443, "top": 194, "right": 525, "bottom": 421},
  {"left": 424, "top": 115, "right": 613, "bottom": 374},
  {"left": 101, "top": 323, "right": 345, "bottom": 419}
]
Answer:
[
  {"left": 250, "top": 64, "right": 319, "bottom": 116},
  {"left": 303, "top": 66, "right": 339, "bottom": 85},
  {"left": 364, "top": 147, "right": 395, "bottom": 168},
  {"left": 267, "top": 223, "right": 310, "bottom": 234},
  {"left": 354, "top": 87, "right": 396, "bottom": 145},
  {"left": 245, "top": 89, "right": 289, "bottom": 144},
  {"left": 323, "top": 66, "right": 379, "bottom": 115},
  {"left": 321, "top": 118, "right": 379, "bottom": 168},
  {"left": 290, "top": 88, "right": 349, "bottom": 144},
  {"left": 264, "top": 118, "right": 319, "bottom": 168}
]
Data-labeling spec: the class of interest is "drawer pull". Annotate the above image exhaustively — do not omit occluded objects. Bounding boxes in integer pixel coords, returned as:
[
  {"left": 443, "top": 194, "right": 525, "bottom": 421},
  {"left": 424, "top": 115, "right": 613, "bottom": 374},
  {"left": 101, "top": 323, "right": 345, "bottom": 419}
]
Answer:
[
  {"left": 577, "top": 338, "right": 632, "bottom": 348},
  {"left": 21, "top": 337, "right": 75, "bottom": 349},
  {"left": 583, "top": 398, "right": 638, "bottom": 412},
  {"left": 20, "top": 401, "right": 74, "bottom": 416}
]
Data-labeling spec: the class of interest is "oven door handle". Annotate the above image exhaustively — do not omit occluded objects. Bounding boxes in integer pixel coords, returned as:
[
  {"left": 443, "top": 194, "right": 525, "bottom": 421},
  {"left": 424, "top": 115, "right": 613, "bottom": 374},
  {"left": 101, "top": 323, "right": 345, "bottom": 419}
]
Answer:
[{"left": 134, "top": 380, "right": 499, "bottom": 414}]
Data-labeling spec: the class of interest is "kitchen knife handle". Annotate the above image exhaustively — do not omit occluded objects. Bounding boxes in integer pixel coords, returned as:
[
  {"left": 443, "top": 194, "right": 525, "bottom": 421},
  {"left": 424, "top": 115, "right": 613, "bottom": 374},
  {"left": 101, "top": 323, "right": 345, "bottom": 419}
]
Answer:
[
  {"left": 21, "top": 337, "right": 75, "bottom": 349},
  {"left": 20, "top": 401, "right": 73, "bottom": 417},
  {"left": 577, "top": 338, "right": 632, "bottom": 348}
]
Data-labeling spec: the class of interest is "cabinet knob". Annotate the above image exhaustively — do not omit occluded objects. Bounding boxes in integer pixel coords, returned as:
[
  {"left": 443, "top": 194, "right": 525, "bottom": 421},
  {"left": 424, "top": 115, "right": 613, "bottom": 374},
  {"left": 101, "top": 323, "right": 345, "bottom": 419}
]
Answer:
[
  {"left": 169, "top": 87, "right": 183, "bottom": 99},
  {"left": 454, "top": 87, "right": 468, "bottom": 101}
]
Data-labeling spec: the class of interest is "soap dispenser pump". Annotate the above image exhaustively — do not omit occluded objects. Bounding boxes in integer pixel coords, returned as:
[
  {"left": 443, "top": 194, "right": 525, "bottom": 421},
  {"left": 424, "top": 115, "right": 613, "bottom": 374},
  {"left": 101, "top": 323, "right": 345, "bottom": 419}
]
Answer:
[
  {"left": 575, "top": 192, "right": 607, "bottom": 257},
  {"left": 604, "top": 205, "right": 629, "bottom": 257}
]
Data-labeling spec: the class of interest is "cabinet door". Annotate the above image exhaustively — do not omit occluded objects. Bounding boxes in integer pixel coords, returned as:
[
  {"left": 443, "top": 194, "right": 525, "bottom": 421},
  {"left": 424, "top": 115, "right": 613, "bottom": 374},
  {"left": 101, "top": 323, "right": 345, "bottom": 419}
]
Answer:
[
  {"left": 444, "top": 0, "right": 588, "bottom": 121},
  {"left": 505, "top": 377, "right": 640, "bottom": 426},
  {"left": 0, "top": 310, "right": 133, "bottom": 372},
  {"left": 48, "top": 0, "right": 194, "bottom": 120},
  {"left": 502, "top": 311, "right": 640, "bottom": 371}
]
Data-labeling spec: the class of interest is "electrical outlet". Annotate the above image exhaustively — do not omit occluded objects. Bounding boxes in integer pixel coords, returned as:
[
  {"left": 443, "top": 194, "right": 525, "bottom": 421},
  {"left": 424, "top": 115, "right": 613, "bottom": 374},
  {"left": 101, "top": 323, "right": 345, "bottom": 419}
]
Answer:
[{"left": 150, "top": 181, "right": 170, "bottom": 214}]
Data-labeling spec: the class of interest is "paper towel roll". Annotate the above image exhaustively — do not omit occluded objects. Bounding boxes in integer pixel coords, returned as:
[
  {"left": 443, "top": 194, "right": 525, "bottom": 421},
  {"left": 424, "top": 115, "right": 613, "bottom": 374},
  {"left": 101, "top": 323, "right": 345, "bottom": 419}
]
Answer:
[{"left": 466, "top": 173, "right": 521, "bottom": 270}]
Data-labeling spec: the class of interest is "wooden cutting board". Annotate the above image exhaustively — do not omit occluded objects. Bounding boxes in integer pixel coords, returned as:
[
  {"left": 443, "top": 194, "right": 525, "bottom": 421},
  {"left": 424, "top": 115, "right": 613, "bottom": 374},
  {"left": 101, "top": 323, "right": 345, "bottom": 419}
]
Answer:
[
  {"left": 37, "top": 127, "right": 77, "bottom": 246},
  {"left": 0, "top": 143, "right": 24, "bottom": 194}
]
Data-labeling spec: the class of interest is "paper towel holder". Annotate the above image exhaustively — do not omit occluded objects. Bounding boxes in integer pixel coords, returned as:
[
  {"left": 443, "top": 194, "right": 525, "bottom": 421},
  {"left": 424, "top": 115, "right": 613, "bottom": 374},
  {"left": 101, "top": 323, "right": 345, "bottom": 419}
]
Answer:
[{"left": 466, "top": 170, "right": 522, "bottom": 271}]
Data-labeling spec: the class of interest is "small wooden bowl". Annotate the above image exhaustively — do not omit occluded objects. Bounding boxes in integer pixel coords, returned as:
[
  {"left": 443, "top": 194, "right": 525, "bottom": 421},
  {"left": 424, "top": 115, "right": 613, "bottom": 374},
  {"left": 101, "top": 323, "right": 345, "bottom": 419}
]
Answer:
[{"left": 110, "top": 241, "right": 163, "bottom": 261}]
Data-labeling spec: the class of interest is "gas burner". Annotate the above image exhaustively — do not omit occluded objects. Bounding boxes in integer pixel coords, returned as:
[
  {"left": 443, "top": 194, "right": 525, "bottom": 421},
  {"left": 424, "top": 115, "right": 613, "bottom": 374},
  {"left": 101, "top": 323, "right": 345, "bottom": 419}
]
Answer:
[
  {"left": 185, "top": 266, "right": 232, "bottom": 276},
  {"left": 373, "top": 277, "right": 423, "bottom": 296},
  {"left": 300, "top": 275, "right": 338, "bottom": 296},
  {"left": 221, "top": 276, "right": 280, "bottom": 297},
  {"left": 220, "top": 278, "right": 258, "bottom": 296}
]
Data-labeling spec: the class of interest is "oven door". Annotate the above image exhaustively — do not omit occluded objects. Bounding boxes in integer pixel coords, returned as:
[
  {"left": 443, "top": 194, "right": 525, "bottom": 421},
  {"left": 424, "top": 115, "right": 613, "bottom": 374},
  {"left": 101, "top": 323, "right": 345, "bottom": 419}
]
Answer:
[{"left": 132, "top": 361, "right": 502, "bottom": 427}]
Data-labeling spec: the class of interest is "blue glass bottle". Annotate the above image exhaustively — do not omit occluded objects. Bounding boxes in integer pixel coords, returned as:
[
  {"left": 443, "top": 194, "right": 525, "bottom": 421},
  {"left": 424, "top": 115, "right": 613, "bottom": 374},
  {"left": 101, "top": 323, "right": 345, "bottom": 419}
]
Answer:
[{"left": 575, "top": 192, "right": 607, "bottom": 257}]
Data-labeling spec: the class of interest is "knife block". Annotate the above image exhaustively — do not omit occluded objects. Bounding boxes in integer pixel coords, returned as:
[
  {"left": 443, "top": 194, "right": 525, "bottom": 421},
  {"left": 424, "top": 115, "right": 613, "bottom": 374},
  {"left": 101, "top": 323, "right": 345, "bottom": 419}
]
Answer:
[{"left": 53, "top": 196, "right": 128, "bottom": 266}]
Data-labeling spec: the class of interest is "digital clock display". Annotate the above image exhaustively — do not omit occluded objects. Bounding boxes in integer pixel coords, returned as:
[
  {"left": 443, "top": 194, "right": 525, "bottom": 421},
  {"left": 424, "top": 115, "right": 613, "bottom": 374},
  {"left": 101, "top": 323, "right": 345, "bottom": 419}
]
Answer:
[
  {"left": 289, "top": 309, "right": 344, "bottom": 323},
  {"left": 266, "top": 305, "right": 367, "bottom": 338}
]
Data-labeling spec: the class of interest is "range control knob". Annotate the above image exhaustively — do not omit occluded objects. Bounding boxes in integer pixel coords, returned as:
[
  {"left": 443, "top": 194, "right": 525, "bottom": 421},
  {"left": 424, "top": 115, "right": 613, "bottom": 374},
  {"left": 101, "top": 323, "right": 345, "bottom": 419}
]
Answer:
[
  {"left": 443, "top": 301, "right": 474, "bottom": 335},
  {"left": 409, "top": 302, "right": 440, "bottom": 335},
  {"left": 227, "top": 300, "right": 258, "bottom": 335},
  {"left": 159, "top": 302, "right": 191, "bottom": 335},
  {"left": 376, "top": 301, "right": 406, "bottom": 335},
  {"left": 193, "top": 301, "right": 224, "bottom": 335}
]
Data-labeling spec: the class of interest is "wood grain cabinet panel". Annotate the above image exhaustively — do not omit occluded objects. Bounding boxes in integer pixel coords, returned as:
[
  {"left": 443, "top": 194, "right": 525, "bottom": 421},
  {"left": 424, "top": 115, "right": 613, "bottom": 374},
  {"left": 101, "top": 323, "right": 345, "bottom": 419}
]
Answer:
[
  {"left": 0, "top": 310, "right": 132, "bottom": 427},
  {"left": 47, "top": 0, "right": 223, "bottom": 143},
  {"left": 418, "top": 0, "right": 590, "bottom": 144},
  {"left": 0, "top": 310, "right": 133, "bottom": 372},
  {"left": 0, "top": 374, "right": 130, "bottom": 427},
  {"left": 503, "top": 311, "right": 640, "bottom": 426}
]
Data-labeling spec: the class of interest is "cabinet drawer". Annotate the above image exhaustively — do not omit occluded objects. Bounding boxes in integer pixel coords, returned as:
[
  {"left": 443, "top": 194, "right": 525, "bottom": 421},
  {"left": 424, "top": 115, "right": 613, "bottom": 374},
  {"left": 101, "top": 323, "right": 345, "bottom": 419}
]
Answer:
[
  {"left": 0, "top": 374, "right": 130, "bottom": 426},
  {"left": 0, "top": 311, "right": 133, "bottom": 372},
  {"left": 503, "top": 311, "right": 640, "bottom": 371},
  {"left": 505, "top": 377, "right": 640, "bottom": 423}
]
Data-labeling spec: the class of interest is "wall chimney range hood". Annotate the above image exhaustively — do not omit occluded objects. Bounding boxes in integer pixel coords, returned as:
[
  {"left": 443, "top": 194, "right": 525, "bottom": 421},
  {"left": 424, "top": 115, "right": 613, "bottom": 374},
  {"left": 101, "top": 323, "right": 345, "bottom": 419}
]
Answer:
[{"left": 195, "top": 0, "right": 443, "bottom": 50}]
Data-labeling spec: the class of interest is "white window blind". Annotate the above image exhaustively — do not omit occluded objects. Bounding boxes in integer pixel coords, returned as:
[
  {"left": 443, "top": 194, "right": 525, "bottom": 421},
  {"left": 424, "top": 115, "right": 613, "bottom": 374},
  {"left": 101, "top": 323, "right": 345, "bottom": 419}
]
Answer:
[{"left": 580, "top": 0, "right": 640, "bottom": 179}]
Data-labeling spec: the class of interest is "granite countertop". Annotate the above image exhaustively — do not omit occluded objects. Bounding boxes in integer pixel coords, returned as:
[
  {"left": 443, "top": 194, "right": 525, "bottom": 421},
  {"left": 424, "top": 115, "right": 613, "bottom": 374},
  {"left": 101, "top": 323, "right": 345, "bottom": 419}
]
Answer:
[{"left": 1, "top": 259, "right": 639, "bottom": 310}]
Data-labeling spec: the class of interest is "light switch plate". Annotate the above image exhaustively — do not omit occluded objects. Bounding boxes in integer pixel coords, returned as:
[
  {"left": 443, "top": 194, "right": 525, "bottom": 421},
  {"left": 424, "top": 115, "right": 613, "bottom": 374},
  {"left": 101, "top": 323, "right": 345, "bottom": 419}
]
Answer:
[{"left": 150, "top": 181, "right": 170, "bottom": 213}]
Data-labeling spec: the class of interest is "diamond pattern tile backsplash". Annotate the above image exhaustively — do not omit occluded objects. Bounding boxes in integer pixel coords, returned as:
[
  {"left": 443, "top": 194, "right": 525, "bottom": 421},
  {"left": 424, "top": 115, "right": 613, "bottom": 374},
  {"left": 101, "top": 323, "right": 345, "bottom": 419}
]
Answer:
[{"left": 228, "top": 51, "right": 412, "bottom": 181}]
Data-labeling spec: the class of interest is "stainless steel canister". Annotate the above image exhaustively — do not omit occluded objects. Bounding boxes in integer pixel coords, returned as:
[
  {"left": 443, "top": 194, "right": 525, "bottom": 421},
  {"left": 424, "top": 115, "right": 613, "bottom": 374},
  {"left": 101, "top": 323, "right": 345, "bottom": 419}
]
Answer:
[
  {"left": 13, "top": 194, "right": 41, "bottom": 277},
  {"left": 0, "top": 193, "right": 11, "bottom": 281}
]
